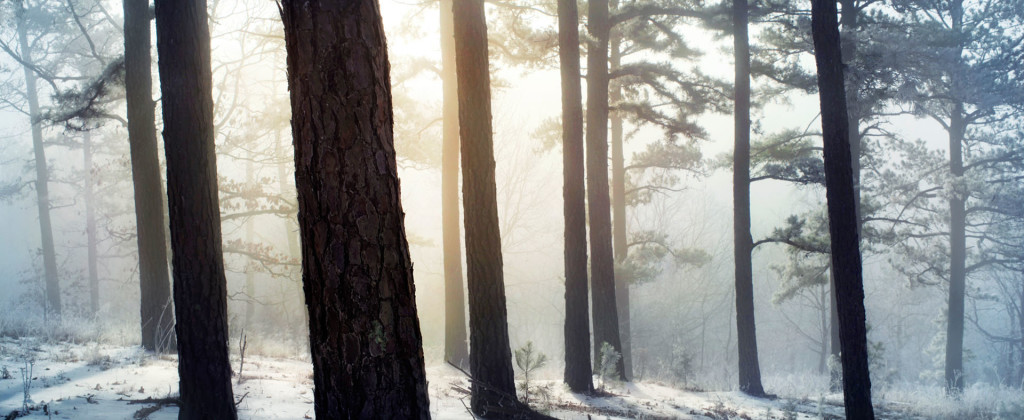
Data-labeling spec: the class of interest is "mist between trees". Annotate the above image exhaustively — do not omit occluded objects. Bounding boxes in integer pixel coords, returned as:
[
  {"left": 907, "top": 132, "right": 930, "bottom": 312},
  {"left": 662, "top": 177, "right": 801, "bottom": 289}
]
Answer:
[{"left": 0, "top": 0, "right": 1022, "bottom": 419}]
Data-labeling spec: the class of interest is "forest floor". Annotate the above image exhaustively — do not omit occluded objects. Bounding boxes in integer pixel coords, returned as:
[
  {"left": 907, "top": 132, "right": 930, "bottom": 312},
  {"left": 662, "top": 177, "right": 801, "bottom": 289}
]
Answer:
[{"left": 0, "top": 336, "right": 1019, "bottom": 419}]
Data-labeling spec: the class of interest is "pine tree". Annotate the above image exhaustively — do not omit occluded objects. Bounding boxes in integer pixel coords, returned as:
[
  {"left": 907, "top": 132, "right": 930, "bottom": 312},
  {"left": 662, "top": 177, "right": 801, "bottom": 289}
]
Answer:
[
  {"left": 154, "top": 0, "right": 236, "bottom": 416},
  {"left": 732, "top": 0, "right": 766, "bottom": 397},
  {"left": 280, "top": 1, "right": 431, "bottom": 416},
  {"left": 124, "top": 0, "right": 174, "bottom": 352},
  {"left": 440, "top": 0, "right": 470, "bottom": 370},
  {"left": 810, "top": 0, "right": 874, "bottom": 416},
  {"left": 558, "top": 0, "right": 594, "bottom": 394}
]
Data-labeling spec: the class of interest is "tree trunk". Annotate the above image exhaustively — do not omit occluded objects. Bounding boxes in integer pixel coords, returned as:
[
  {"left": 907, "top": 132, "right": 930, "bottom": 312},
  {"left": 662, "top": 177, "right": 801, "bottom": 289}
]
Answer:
[
  {"left": 609, "top": 22, "right": 633, "bottom": 382},
  {"left": 280, "top": 1, "right": 432, "bottom": 417},
  {"left": 451, "top": 1, "right": 526, "bottom": 415},
  {"left": 440, "top": 0, "right": 470, "bottom": 370},
  {"left": 154, "top": 0, "right": 236, "bottom": 417},
  {"left": 945, "top": 0, "right": 967, "bottom": 394},
  {"left": 834, "top": 0, "right": 861, "bottom": 392},
  {"left": 84, "top": 131, "right": 99, "bottom": 316},
  {"left": 558, "top": 0, "right": 594, "bottom": 394},
  {"left": 125, "top": 0, "right": 174, "bottom": 352},
  {"left": 732, "top": 0, "right": 766, "bottom": 397},
  {"left": 244, "top": 156, "right": 255, "bottom": 330},
  {"left": 16, "top": 3, "right": 60, "bottom": 317},
  {"left": 586, "top": 0, "right": 627, "bottom": 381},
  {"left": 810, "top": 0, "right": 875, "bottom": 417}
]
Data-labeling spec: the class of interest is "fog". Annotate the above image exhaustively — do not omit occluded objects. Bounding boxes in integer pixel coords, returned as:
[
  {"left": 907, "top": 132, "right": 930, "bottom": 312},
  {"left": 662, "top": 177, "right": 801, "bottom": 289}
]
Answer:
[{"left": 1, "top": 0, "right": 1022, "bottom": 418}]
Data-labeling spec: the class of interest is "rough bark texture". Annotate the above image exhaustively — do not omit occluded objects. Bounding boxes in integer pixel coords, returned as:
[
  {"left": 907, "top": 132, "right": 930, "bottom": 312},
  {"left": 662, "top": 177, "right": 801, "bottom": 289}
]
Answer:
[
  {"left": 810, "top": 0, "right": 875, "bottom": 417},
  {"left": 280, "top": 1, "right": 431, "bottom": 418},
  {"left": 154, "top": 0, "right": 237, "bottom": 417},
  {"left": 834, "top": 0, "right": 861, "bottom": 391},
  {"left": 945, "top": 0, "right": 967, "bottom": 394},
  {"left": 452, "top": 1, "right": 529, "bottom": 415},
  {"left": 609, "top": 25, "right": 633, "bottom": 382},
  {"left": 16, "top": 4, "right": 60, "bottom": 316},
  {"left": 732, "top": 0, "right": 766, "bottom": 397},
  {"left": 84, "top": 132, "right": 99, "bottom": 316},
  {"left": 125, "top": 0, "right": 174, "bottom": 352},
  {"left": 586, "top": 0, "right": 627, "bottom": 381},
  {"left": 558, "top": 0, "right": 595, "bottom": 394},
  {"left": 440, "top": 0, "right": 470, "bottom": 370}
]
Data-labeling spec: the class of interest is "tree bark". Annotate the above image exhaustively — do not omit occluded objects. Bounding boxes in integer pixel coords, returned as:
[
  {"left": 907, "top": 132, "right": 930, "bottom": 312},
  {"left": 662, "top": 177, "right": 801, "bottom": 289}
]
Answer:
[
  {"left": 945, "top": 0, "right": 967, "bottom": 394},
  {"left": 452, "top": 1, "right": 544, "bottom": 416},
  {"left": 586, "top": 0, "right": 627, "bottom": 381},
  {"left": 16, "top": 2, "right": 60, "bottom": 317},
  {"left": 84, "top": 131, "right": 99, "bottom": 316},
  {"left": 440, "top": 0, "right": 470, "bottom": 370},
  {"left": 609, "top": 22, "right": 633, "bottom": 382},
  {"left": 810, "top": 0, "right": 875, "bottom": 417},
  {"left": 154, "top": 0, "right": 236, "bottom": 417},
  {"left": 732, "top": 0, "right": 766, "bottom": 397},
  {"left": 558, "top": 0, "right": 595, "bottom": 394},
  {"left": 125, "top": 0, "right": 174, "bottom": 352},
  {"left": 280, "top": 1, "right": 431, "bottom": 417}
]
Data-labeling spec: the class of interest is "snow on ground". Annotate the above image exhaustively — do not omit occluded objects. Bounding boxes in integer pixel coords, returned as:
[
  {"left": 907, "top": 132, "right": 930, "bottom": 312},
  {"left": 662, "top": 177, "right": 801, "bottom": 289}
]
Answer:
[{"left": 0, "top": 338, "right": 1016, "bottom": 419}]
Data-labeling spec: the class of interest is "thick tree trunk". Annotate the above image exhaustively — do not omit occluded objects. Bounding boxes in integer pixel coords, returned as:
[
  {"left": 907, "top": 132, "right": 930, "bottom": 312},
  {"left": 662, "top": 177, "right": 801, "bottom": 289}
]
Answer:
[
  {"left": 125, "top": 0, "right": 174, "bottom": 352},
  {"left": 609, "top": 24, "right": 633, "bottom": 382},
  {"left": 945, "top": 0, "right": 967, "bottom": 394},
  {"left": 440, "top": 0, "right": 470, "bottom": 370},
  {"left": 732, "top": 0, "right": 766, "bottom": 397},
  {"left": 84, "top": 132, "right": 99, "bottom": 316},
  {"left": 16, "top": 5, "right": 60, "bottom": 317},
  {"left": 154, "top": 0, "right": 236, "bottom": 417},
  {"left": 452, "top": 1, "right": 526, "bottom": 415},
  {"left": 558, "top": 0, "right": 595, "bottom": 394},
  {"left": 810, "top": 0, "right": 875, "bottom": 417},
  {"left": 586, "top": 0, "right": 627, "bottom": 381},
  {"left": 280, "top": 1, "right": 431, "bottom": 417}
]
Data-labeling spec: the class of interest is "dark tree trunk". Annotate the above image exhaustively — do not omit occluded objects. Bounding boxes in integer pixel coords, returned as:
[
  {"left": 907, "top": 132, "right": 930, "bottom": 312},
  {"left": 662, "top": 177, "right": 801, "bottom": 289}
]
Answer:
[
  {"left": 732, "top": 0, "right": 766, "bottom": 397},
  {"left": 154, "top": 0, "right": 236, "bottom": 417},
  {"left": 280, "top": 1, "right": 431, "bottom": 417},
  {"left": 586, "top": 0, "right": 626, "bottom": 381},
  {"left": 125, "top": 0, "right": 174, "bottom": 352},
  {"left": 558, "top": 0, "right": 595, "bottom": 394},
  {"left": 810, "top": 0, "right": 875, "bottom": 417},
  {"left": 16, "top": 4, "right": 60, "bottom": 316},
  {"left": 945, "top": 0, "right": 967, "bottom": 394},
  {"left": 609, "top": 24, "right": 633, "bottom": 382},
  {"left": 440, "top": 0, "right": 470, "bottom": 370},
  {"left": 452, "top": 0, "right": 523, "bottom": 415},
  {"left": 84, "top": 131, "right": 99, "bottom": 316}
]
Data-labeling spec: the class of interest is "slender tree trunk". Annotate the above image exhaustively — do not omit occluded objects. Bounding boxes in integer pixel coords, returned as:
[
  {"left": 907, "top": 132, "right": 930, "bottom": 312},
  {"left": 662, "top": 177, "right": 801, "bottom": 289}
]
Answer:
[
  {"left": 125, "top": 0, "right": 174, "bottom": 352},
  {"left": 280, "top": 1, "right": 431, "bottom": 417},
  {"left": 945, "top": 0, "right": 967, "bottom": 394},
  {"left": 440, "top": 0, "right": 470, "bottom": 370},
  {"left": 732, "top": 0, "right": 766, "bottom": 397},
  {"left": 452, "top": 1, "right": 527, "bottom": 415},
  {"left": 16, "top": 3, "right": 60, "bottom": 317},
  {"left": 84, "top": 131, "right": 99, "bottom": 316},
  {"left": 243, "top": 157, "right": 255, "bottom": 330},
  {"left": 810, "top": 0, "right": 875, "bottom": 417},
  {"left": 586, "top": 0, "right": 626, "bottom": 381},
  {"left": 609, "top": 23, "right": 632, "bottom": 382},
  {"left": 833, "top": 0, "right": 861, "bottom": 391},
  {"left": 558, "top": 0, "right": 594, "bottom": 393},
  {"left": 154, "top": 0, "right": 236, "bottom": 417}
]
